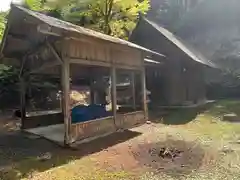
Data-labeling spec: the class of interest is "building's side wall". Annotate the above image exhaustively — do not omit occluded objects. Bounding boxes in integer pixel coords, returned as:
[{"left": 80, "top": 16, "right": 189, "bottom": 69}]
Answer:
[
  {"left": 131, "top": 19, "right": 206, "bottom": 106},
  {"left": 185, "top": 60, "right": 206, "bottom": 103},
  {"left": 159, "top": 49, "right": 206, "bottom": 106}
]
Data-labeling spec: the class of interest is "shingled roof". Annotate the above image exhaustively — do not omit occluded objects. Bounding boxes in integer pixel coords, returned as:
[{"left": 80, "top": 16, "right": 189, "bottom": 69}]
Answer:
[
  {"left": 4, "top": 5, "right": 164, "bottom": 58},
  {"left": 140, "top": 17, "right": 217, "bottom": 68}
]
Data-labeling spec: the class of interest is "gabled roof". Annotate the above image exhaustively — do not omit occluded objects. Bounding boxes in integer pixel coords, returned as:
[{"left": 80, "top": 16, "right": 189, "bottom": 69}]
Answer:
[
  {"left": 4, "top": 5, "right": 164, "bottom": 58},
  {"left": 141, "top": 17, "right": 217, "bottom": 68}
]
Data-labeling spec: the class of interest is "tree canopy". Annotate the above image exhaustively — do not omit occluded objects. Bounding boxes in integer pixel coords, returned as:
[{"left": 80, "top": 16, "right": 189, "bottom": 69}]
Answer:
[
  {"left": 22, "top": 0, "right": 150, "bottom": 39},
  {"left": 66, "top": 0, "right": 150, "bottom": 38}
]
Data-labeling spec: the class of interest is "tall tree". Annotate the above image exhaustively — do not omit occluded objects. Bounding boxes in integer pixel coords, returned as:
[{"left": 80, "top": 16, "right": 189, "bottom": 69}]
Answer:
[{"left": 47, "top": 0, "right": 150, "bottom": 39}]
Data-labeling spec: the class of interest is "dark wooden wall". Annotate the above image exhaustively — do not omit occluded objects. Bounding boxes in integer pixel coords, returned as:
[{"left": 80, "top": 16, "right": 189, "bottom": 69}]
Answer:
[{"left": 131, "top": 18, "right": 206, "bottom": 106}]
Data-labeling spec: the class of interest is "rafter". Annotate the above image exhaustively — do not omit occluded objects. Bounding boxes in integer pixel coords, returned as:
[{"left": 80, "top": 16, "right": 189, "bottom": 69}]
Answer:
[{"left": 46, "top": 41, "right": 63, "bottom": 64}]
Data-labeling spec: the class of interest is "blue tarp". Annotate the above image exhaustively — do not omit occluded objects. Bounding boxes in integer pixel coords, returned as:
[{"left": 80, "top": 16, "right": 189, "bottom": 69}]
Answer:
[{"left": 71, "top": 104, "right": 112, "bottom": 123}]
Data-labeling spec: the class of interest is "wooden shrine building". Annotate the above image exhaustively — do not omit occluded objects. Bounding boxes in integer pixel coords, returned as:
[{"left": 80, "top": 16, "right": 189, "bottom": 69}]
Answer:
[{"left": 0, "top": 5, "right": 163, "bottom": 146}]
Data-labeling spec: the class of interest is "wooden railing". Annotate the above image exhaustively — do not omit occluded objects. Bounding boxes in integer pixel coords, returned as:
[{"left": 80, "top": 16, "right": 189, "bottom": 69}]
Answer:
[
  {"left": 71, "top": 116, "right": 115, "bottom": 142},
  {"left": 70, "top": 111, "right": 145, "bottom": 143},
  {"left": 116, "top": 111, "right": 145, "bottom": 129}
]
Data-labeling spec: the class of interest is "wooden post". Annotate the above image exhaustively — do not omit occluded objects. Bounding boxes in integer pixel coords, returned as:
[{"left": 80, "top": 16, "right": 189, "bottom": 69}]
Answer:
[
  {"left": 89, "top": 68, "right": 95, "bottom": 104},
  {"left": 141, "top": 56, "right": 148, "bottom": 120},
  {"left": 20, "top": 76, "right": 26, "bottom": 130},
  {"left": 61, "top": 45, "right": 71, "bottom": 146},
  {"left": 131, "top": 71, "right": 136, "bottom": 110},
  {"left": 111, "top": 66, "right": 117, "bottom": 127}
]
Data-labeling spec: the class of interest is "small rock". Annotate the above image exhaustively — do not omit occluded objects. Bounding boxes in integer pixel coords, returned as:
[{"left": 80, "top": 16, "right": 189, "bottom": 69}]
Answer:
[
  {"left": 146, "top": 121, "right": 151, "bottom": 124},
  {"left": 222, "top": 146, "right": 234, "bottom": 154},
  {"left": 223, "top": 114, "right": 239, "bottom": 122},
  {"left": 26, "top": 134, "right": 40, "bottom": 140},
  {"left": 37, "top": 152, "right": 52, "bottom": 161},
  {"left": 116, "top": 129, "right": 125, "bottom": 132}
]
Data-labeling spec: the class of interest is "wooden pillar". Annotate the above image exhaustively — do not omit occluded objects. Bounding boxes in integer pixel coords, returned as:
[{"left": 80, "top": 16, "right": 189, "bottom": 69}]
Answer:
[
  {"left": 111, "top": 66, "right": 117, "bottom": 127},
  {"left": 61, "top": 56, "right": 71, "bottom": 145},
  {"left": 89, "top": 69, "right": 95, "bottom": 104},
  {"left": 20, "top": 76, "right": 26, "bottom": 130},
  {"left": 131, "top": 71, "right": 136, "bottom": 110},
  {"left": 141, "top": 57, "right": 148, "bottom": 119}
]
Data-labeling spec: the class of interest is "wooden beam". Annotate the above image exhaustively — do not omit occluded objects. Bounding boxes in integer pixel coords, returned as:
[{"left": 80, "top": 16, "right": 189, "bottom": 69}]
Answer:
[
  {"left": 70, "top": 58, "right": 141, "bottom": 70},
  {"left": 25, "top": 39, "right": 62, "bottom": 60},
  {"left": 64, "top": 36, "right": 163, "bottom": 57},
  {"left": 19, "top": 57, "right": 27, "bottom": 78},
  {"left": 89, "top": 68, "right": 95, "bottom": 104},
  {"left": 61, "top": 41, "right": 71, "bottom": 146},
  {"left": 70, "top": 58, "right": 111, "bottom": 68},
  {"left": 37, "top": 24, "right": 62, "bottom": 37},
  {"left": 131, "top": 72, "right": 136, "bottom": 110},
  {"left": 141, "top": 54, "right": 148, "bottom": 120},
  {"left": 20, "top": 77, "right": 26, "bottom": 130},
  {"left": 46, "top": 41, "right": 63, "bottom": 64},
  {"left": 111, "top": 66, "right": 117, "bottom": 128}
]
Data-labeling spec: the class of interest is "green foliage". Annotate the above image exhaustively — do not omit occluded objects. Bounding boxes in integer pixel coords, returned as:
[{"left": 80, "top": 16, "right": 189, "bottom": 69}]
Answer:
[
  {"left": 24, "top": 0, "right": 46, "bottom": 11},
  {"left": 57, "top": 0, "right": 150, "bottom": 39},
  {"left": 0, "top": 11, "right": 7, "bottom": 41},
  {"left": 0, "top": 66, "right": 20, "bottom": 109},
  {"left": 0, "top": 64, "right": 60, "bottom": 110},
  {"left": 21, "top": 0, "right": 150, "bottom": 39}
]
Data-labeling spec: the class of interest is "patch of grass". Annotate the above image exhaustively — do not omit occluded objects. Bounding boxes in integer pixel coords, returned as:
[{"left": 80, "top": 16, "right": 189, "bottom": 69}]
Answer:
[
  {"left": 2, "top": 156, "right": 134, "bottom": 180},
  {"left": 184, "top": 100, "right": 240, "bottom": 140}
]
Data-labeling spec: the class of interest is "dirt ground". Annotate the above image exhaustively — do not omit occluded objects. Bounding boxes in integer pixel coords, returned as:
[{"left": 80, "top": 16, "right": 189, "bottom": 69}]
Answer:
[{"left": 0, "top": 101, "right": 240, "bottom": 180}]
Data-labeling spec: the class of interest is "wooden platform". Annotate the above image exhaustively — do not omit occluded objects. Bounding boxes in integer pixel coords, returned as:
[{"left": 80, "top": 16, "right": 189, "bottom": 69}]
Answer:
[{"left": 25, "top": 124, "right": 65, "bottom": 144}]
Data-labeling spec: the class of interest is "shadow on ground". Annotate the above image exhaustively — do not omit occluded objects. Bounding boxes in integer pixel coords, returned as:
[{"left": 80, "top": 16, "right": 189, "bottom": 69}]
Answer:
[
  {"left": 0, "top": 128, "right": 141, "bottom": 180},
  {"left": 150, "top": 103, "right": 215, "bottom": 125},
  {"left": 133, "top": 138, "right": 206, "bottom": 178}
]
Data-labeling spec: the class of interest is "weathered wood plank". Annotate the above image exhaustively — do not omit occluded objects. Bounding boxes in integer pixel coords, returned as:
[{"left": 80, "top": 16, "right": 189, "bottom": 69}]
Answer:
[
  {"left": 47, "top": 41, "right": 63, "bottom": 64},
  {"left": 70, "top": 58, "right": 111, "bottom": 67},
  {"left": 111, "top": 66, "right": 117, "bottom": 128},
  {"left": 131, "top": 72, "right": 136, "bottom": 110},
  {"left": 141, "top": 53, "right": 148, "bottom": 120},
  {"left": 111, "top": 49, "right": 142, "bottom": 67},
  {"left": 71, "top": 117, "right": 115, "bottom": 142},
  {"left": 116, "top": 111, "right": 145, "bottom": 129},
  {"left": 61, "top": 41, "right": 71, "bottom": 146}
]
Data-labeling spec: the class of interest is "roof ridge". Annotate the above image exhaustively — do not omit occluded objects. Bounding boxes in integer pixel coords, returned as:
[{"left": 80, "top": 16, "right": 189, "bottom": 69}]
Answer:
[{"left": 141, "top": 17, "right": 217, "bottom": 68}]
